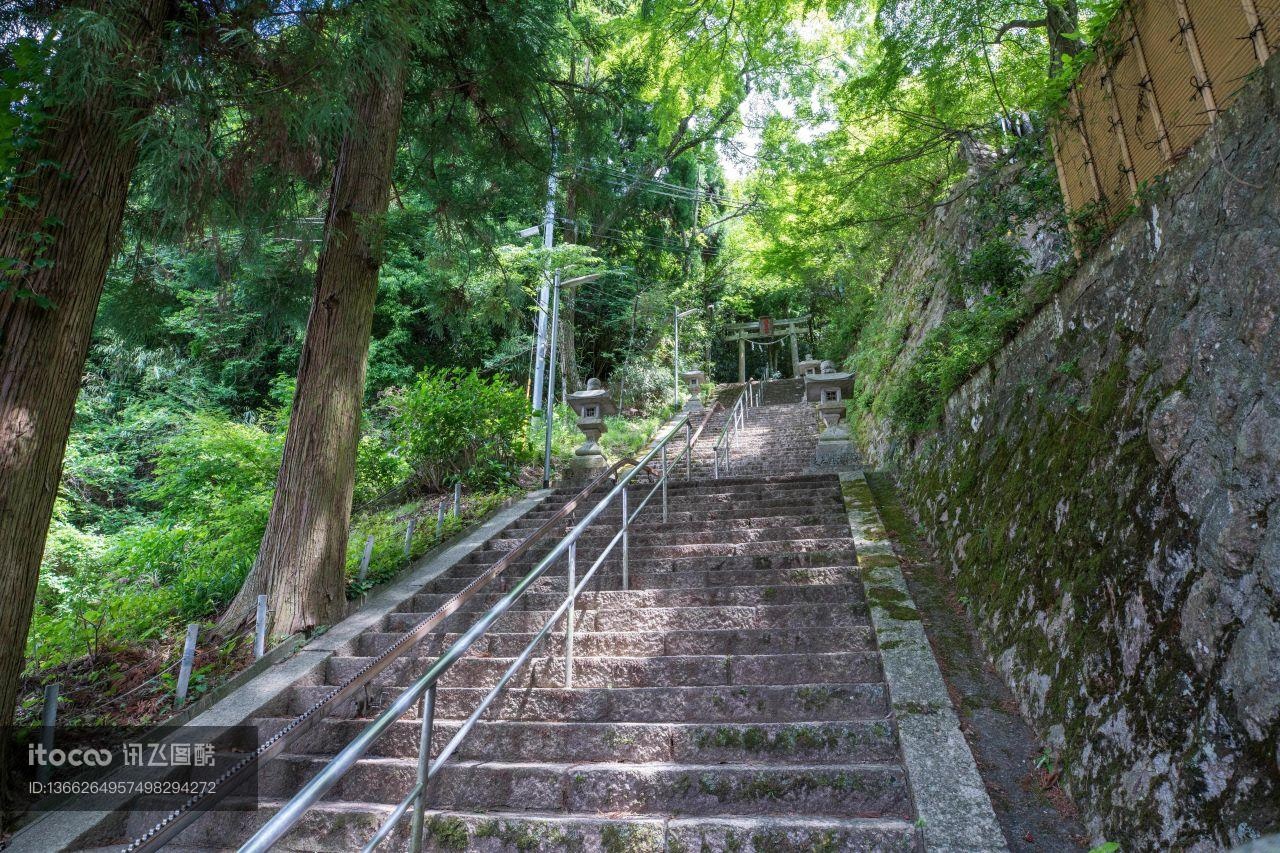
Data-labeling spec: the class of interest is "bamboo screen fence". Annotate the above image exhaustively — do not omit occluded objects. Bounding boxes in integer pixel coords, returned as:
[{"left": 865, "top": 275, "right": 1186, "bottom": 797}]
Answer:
[{"left": 1052, "top": 0, "right": 1277, "bottom": 233}]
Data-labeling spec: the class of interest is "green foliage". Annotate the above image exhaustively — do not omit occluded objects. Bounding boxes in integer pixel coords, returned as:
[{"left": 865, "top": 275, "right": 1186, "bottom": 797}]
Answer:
[
  {"left": 394, "top": 368, "right": 531, "bottom": 491},
  {"left": 545, "top": 402, "right": 673, "bottom": 466},
  {"left": 888, "top": 297, "right": 1020, "bottom": 432},
  {"left": 952, "top": 238, "right": 1029, "bottom": 302},
  {"left": 28, "top": 415, "right": 280, "bottom": 670},
  {"left": 345, "top": 488, "right": 515, "bottom": 598}
]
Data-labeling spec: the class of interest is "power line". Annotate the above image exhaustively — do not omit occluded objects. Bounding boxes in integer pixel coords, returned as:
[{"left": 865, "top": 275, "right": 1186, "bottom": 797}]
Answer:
[{"left": 566, "top": 160, "right": 756, "bottom": 213}]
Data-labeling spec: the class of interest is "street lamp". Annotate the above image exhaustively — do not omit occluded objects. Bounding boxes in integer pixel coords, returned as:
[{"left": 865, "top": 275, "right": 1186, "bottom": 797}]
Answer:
[
  {"left": 673, "top": 306, "right": 703, "bottom": 407},
  {"left": 543, "top": 271, "right": 605, "bottom": 487}
]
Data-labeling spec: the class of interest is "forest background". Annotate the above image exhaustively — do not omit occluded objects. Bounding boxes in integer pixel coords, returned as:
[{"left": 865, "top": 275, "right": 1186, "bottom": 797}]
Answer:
[{"left": 0, "top": 0, "right": 1113, "bottom": 740}]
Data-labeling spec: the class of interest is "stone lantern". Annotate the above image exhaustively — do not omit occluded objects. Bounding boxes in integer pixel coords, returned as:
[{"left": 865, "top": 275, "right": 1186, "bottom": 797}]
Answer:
[
  {"left": 796, "top": 354, "right": 822, "bottom": 377},
  {"left": 804, "top": 363, "right": 855, "bottom": 465},
  {"left": 680, "top": 369, "right": 707, "bottom": 410},
  {"left": 566, "top": 378, "right": 617, "bottom": 481}
]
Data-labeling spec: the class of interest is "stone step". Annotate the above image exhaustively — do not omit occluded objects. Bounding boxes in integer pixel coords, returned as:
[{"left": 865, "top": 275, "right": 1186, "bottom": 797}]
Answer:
[
  {"left": 514, "top": 484, "right": 844, "bottom": 512},
  {"left": 503, "top": 503, "right": 845, "bottom": 533},
  {"left": 258, "top": 757, "right": 912, "bottom": 819},
  {"left": 384, "top": 600, "right": 870, "bottom": 635},
  {"left": 477, "top": 524, "right": 852, "bottom": 552},
  {"left": 659, "top": 479, "right": 836, "bottom": 498},
  {"left": 504, "top": 513, "right": 845, "bottom": 538},
  {"left": 325, "top": 651, "right": 883, "bottom": 691},
  {"left": 165, "top": 804, "right": 918, "bottom": 852},
  {"left": 256, "top": 719, "right": 899, "bottom": 765},
  {"left": 354, "top": 625, "right": 875, "bottom": 659},
  {"left": 124, "top": 800, "right": 408, "bottom": 853},
  {"left": 456, "top": 539, "right": 860, "bottom": 571},
  {"left": 406, "top": 582, "right": 864, "bottom": 614},
  {"left": 418, "top": 564, "right": 857, "bottom": 595},
  {"left": 290, "top": 682, "right": 889, "bottom": 723},
  {"left": 445, "top": 550, "right": 861, "bottom": 581}
]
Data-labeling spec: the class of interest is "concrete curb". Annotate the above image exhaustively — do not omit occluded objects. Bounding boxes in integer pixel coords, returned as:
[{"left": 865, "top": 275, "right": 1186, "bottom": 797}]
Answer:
[
  {"left": 6, "top": 489, "right": 551, "bottom": 853},
  {"left": 839, "top": 470, "right": 1008, "bottom": 853}
]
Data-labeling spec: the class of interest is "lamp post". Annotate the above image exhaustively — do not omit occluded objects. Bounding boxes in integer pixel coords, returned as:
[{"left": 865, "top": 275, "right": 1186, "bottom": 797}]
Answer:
[
  {"left": 673, "top": 306, "right": 701, "bottom": 407},
  {"left": 543, "top": 271, "right": 603, "bottom": 487}
]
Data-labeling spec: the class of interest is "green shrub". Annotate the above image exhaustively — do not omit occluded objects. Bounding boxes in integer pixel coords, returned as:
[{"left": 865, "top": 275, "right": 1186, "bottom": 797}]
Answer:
[
  {"left": 354, "top": 432, "right": 412, "bottom": 506},
  {"left": 27, "top": 414, "right": 282, "bottom": 673},
  {"left": 394, "top": 368, "right": 530, "bottom": 491},
  {"left": 612, "top": 353, "right": 675, "bottom": 415},
  {"left": 953, "top": 238, "right": 1029, "bottom": 302},
  {"left": 888, "top": 296, "right": 1020, "bottom": 432}
]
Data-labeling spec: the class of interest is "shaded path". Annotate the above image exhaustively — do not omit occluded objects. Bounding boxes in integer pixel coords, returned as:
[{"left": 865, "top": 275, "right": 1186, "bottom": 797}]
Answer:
[{"left": 863, "top": 472, "right": 1087, "bottom": 852}]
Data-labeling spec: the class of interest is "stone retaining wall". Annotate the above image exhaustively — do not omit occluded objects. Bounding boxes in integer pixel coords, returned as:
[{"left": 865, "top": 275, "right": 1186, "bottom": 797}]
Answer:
[{"left": 865, "top": 55, "right": 1280, "bottom": 847}]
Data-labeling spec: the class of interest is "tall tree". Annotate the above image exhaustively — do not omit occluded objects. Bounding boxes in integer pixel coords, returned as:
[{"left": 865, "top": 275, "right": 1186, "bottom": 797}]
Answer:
[
  {"left": 0, "top": 0, "right": 169, "bottom": 736},
  {"left": 219, "top": 11, "right": 411, "bottom": 634}
]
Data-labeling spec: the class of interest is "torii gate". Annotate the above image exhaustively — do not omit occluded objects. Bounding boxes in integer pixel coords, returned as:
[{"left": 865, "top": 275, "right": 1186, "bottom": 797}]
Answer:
[{"left": 725, "top": 316, "right": 811, "bottom": 383}]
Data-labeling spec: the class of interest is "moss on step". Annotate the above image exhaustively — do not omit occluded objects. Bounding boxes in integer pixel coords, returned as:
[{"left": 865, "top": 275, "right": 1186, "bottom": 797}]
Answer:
[
  {"left": 600, "top": 823, "right": 664, "bottom": 853},
  {"left": 426, "top": 816, "right": 470, "bottom": 850}
]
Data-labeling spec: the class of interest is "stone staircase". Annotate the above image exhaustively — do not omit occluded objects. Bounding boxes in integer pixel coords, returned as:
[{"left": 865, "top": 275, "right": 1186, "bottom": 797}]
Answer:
[
  {"left": 105, "top": 382, "right": 919, "bottom": 852},
  {"left": 685, "top": 382, "right": 819, "bottom": 480}
]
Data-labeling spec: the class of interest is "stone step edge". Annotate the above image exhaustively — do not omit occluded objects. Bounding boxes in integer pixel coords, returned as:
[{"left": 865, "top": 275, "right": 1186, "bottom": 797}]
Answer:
[
  {"left": 838, "top": 470, "right": 1009, "bottom": 852},
  {"left": 196, "top": 801, "right": 920, "bottom": 838}
]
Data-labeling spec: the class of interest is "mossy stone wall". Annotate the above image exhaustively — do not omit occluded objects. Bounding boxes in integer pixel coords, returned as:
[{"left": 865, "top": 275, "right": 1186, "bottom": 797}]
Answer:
[{"left": 863, "top": 57, "right": 1280, "bottom": 847}]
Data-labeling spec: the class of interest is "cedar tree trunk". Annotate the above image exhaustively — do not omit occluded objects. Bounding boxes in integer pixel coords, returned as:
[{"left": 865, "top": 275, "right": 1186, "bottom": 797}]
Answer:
[
  {"left": 0, "top": 0, "right": 168, "bottom": 737},
  {"left": 219, "top": 50, "right": 409, "bottom": 637}
]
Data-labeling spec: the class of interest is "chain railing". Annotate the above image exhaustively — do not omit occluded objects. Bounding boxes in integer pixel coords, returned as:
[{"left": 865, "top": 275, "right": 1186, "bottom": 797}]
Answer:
[
  {"left": 712, "top": 382, "right": 752, "bottom": 479},
  {"left": 236, "top": 413, "right": 698, "bottom": 853}
]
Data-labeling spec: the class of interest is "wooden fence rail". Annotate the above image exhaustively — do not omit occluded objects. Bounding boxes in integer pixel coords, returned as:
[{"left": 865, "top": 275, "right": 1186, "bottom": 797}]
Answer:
[{"left": 1053, "top": 0, "right": 1278, "bottom": 236}]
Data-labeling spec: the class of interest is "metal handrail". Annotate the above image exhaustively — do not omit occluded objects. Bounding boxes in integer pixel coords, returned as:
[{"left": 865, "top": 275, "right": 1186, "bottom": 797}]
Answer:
[
  {"left": 712, "top": 383, "right": 752, "bottom": 478},
  {"left": 121, "top": 454, "right": 651, "bottom": 853},
  {"left": 239, "top": 412, "right": 697, "bottom": 853}
]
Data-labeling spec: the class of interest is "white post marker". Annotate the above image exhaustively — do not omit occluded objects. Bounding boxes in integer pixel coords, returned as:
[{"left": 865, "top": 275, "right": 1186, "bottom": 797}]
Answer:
[
  {"left": 452, "top": 483, "right": 461, "bottom": 516},
  {"left": 253, "top": 594, "right": 268, "bottom": 659},
  {"left": 175, "top": 623, "right": 200, "bottom": 707},
  {"left": 358, "top": 535, "right": 375, "bottom": 582},
  {"left": 404, "top": 517, "right": 416, "bottom": 559}
]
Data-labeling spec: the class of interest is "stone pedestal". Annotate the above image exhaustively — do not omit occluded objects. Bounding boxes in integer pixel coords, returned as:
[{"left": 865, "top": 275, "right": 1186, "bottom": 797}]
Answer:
[
  {"left": 681, "top": 370, "right": 707, "bottom": 411},
  {"left": 814, "top": 399, "right": 855, "bottom": 465},
  {"left": 805, "top": 367, "right": 856, "bottom": 468},
  {"left": 568, "top": 444, "right": 610, "bottom": 481},
  {"left": 565, "top": 379, "right": 618, "bottom": 483}
]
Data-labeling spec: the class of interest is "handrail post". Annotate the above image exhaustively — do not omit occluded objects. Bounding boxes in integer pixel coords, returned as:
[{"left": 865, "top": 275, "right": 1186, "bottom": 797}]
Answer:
[
  {"left": 660, "top": 444, "right": 669, "bottom": 523},
  {"left": 407, "top": 686, "right": 436, "bottom": 853},
  {"left": 564, "top": 542, "right": 576, "bottom": 689},
  {"left": 684, "top": 421, "right": 691, "bottom": 479},
  {"left": 621, "top": 488, "right": 630, "bottom": 591}
]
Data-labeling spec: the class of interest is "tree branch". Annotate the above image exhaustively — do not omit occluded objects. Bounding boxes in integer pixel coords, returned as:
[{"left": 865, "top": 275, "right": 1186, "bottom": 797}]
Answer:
[{"left": 992, "top": 18, "right": 1047, "bottom": 42}]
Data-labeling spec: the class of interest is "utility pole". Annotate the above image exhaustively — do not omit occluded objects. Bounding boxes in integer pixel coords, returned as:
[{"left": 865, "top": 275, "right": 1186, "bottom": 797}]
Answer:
[
  {"left": 682, "top": 155, "right": 702, "bottom": 280},
  {"left": 673, "top": 306, "right": 700, "bottom": 408},
  {"left": 542, "top": 272, "right": 561, "bottom": 487},
  {"left": 543, "top": 272, "right": 602, "bottom": 488},
  {"left": 531, "top": 129, "right": 558, "bottom": 415}
]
